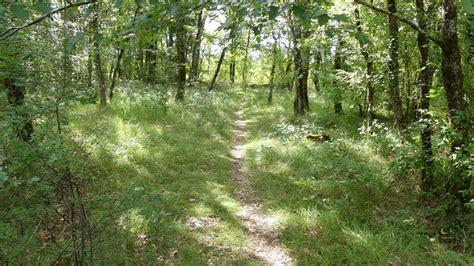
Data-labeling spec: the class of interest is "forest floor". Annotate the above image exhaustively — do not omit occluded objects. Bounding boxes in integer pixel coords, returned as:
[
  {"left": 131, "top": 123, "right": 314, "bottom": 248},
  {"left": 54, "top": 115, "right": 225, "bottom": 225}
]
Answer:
[{"left": 67, "top": 84, "right": 472, "bottom": 265}]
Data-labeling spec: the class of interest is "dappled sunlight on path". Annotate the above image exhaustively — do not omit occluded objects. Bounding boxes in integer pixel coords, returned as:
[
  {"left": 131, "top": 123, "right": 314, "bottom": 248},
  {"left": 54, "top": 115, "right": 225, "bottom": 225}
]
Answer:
[{"left": 230, "top": 109, "right": 292, "bottom": 266}]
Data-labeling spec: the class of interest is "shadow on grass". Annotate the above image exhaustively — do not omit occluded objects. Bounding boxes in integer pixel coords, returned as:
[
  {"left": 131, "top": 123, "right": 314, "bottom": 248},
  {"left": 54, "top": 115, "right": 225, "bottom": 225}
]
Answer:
[
  {"left": 241, "top": 90, "right": 468, "bottom": 265},
  {"left": 68, "top": 90, "right": 257, "bottom": 264}
]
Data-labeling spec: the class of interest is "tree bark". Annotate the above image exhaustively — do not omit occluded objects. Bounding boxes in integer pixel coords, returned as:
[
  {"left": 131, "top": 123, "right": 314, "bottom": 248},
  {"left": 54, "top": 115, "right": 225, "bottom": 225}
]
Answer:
[
  {"left": 415, "top": 0, "right": 435, "bottom": 192},
  {"left": 189, "top": 10, "right": 205, "bottom": 81},
  {"left": 209, "top": 46, "right": 227, "bottom": 91},
  {"left": 229, "top": 39, "right": 236, "bottom": 83},
  {"left": 289, "top": 15, "right": 310, "bottom": 115},
  {"left": 242, "top": 16, "right": 252, "bottom": 87},
  {"left": 109, "top": 48, "right": 124, "bottom": 99},
  {"left": 268, "top": 34, "right": 277, "bottom": 104},
  {"left": 268, "top": 62, "right": 275, "bottom": 104},
  {"left": 355, "top": 8, "right": 375, "bottom": 126},
  {"left": 386, "top": 0, "right": 404, "bottom": 130},
  {"left": 93, "top": 2, "right": 106, "bottom": 106},
  {"left": 4, "top": 78, "right": 33, "bottom": 141},
  {"left": 333, "top": 41, "right": 343, "bottom": 114},
  {"left": 440, "top": 0, "right": 470, "bottom": 222},
  {"left": 175, "top": 25, "right": 186, "bottom": 101},
  {"left": 146, "top": 42, "right": 157, "bottom": 83},
  {"left": 312, "top": 50, "right": 322, "bottom": 92}
]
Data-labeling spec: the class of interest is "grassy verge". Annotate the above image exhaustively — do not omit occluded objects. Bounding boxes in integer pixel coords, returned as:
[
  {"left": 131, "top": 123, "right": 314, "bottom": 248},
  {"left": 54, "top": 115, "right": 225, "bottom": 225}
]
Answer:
[
  {"left": 242, "top": 89, "right": 472, "bottom": 265},
  {"left": 68, "top": 85, "right": 256, "bottom": 264}
]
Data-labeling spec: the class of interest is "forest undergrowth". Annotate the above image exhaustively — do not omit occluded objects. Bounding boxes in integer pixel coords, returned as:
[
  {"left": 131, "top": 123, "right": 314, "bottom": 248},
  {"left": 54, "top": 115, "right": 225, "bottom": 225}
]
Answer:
[{"left": 1, "top": 83, "right": 472, "bottom": 264}]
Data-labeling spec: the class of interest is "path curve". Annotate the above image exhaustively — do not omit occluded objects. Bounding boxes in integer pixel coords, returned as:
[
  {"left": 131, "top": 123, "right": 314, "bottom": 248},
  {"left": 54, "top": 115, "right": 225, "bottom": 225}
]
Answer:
[{"left": 230, "top": 108, "right": 292, "bottom": 266}]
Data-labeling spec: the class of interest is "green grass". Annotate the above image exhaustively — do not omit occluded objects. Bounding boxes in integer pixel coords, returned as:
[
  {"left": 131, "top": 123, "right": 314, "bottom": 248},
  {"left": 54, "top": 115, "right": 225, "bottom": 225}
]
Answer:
[
  {"left": 60, "top": 84, "right": 472, "bottom": 264},
  {"left": 68, "top": 85, "right": 256, "bottom": 264},
  {"left": 242, "top": 89, "right": 472, "bottom": 265}
]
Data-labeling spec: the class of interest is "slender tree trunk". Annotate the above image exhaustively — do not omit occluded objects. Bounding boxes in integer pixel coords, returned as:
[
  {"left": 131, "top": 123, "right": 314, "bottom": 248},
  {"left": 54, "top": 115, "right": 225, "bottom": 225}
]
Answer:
[
  {"left": 209, "top": 46, "right": 227, "bottom": 91},
  {"left": 386, "top": 0, "right": 404, "bottom": 130},
  {"left": 268, "top": 62, "right": 275, "bottom": 104},
  {"left": 333, "top": 41, "right": 343, "bottom": 114},
  {"left": 93, "top": 2, "right": 106, "bottom": 106},
  {"left": 86, "top": 52, "right": 93, "bottom": 89},
  {"left": 242, "top": 16, "right": 252, "bottom": 86},
  {"left": 190, "top": 10, "right": 205, "bottom": 82},
  {"left": 229, "top": 38, "right": 236, "bottom": 83},
  {"left": 415, "top": 0, "right": 435, "bottom": 192},
  {"left": 268, "top": 34, "right": 277, "bottom": 104},
  {"left": 175, "top": 25, "right": 186, "bottom": 101},
  {"left": 147, "top": 42, "right": 157, "bottom": 83},
  {"left": 467, "top": 13, "right": 474, "bottom": 105},
  {"left": 312, "top": 50, "right": 322, "bottom": 92},
  {"left": 229, "top": 60, "right": 236, "bottom": 83},
  {"left": 4, "top": 78, "right": 33, "bottom": 141},
  {"left": 285, "top": 59, "right": 293, "bottom": 91},
  {"left": 109, "top": 48, "right": 124, "bottom": 99},
  {"left": 355, "top": 8, "right": 375, "bottom": 126}
]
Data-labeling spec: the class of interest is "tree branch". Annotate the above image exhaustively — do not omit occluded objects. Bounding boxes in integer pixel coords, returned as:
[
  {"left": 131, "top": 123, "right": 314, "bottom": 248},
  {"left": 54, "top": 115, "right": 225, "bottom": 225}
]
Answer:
[
  {"left": 353, "top": 0, "right": 443, "bottom": 46},
  {"left": 0, "top": 1, "right": 93, "bottom": 41}
]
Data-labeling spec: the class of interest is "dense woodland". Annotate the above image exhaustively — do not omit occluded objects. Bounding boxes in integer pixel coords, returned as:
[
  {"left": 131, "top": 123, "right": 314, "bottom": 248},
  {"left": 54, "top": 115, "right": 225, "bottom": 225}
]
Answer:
[{"left": 0, "top": 0, "right": 473, "bottom": 264}]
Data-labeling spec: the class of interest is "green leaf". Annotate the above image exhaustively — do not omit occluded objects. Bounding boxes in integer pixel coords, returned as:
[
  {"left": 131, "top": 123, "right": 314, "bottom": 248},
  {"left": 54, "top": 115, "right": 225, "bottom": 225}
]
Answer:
[
  {"left": 291, "top": 4, "right": 308, "bottom": 20},
  {"left": 149, "top": 0, "right": 159, "bottom": 4},
  {"left": 333, "top": 14, "right": 348, "bottom": 22},
  {"left": 84, "top": 5, "right": 94, "bottom": 17},
  {"left": 95, "top": 33, "right": 103, "bottom": 43},
  {"left": 462, "top": 0, "right": 474, "bottom": 14},
  {"left": 317, "top": 14, "right": 330, "bottom": 25},
  {"left": 66, "top": 32, "right": 85, "bottom": 51},
  {"left": 0, "top": 170, "right": 8, "bottom": 183},
  {"left": 355, "top": 32, "right": 371, "bottom": 44},
  {"left": 11, "top": 4, "right": 29, "bottom": 21},
  {"left": 238, "top": 6, "right": 248, "bottom": 18},
  {"left": 34, "top": 2, "right": 52, "bottom": 15},
  {"left": 114, "top": 0, "right": 125, "bottom": 8},
  {"left": 268, "top": 5, "right": 279, "bottom": 20}
]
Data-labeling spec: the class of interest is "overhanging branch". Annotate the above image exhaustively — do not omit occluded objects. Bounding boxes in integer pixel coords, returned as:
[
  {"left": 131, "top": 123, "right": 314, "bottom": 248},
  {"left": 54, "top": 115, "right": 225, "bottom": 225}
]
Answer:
[
  {"left": 354, "top": 0, "right": 443, "bottom": 46},
  {"left": 0, "top": 1, "right": 93, "bottom": 41}
]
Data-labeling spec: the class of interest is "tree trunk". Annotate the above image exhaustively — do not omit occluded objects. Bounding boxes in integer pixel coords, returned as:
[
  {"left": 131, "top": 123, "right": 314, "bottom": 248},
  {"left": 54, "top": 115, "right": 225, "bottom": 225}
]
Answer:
[
  {"left": 146, "top": 42, "right": 157, "bottom": 83},
  {"left": 386, "top": 0, "right": 404, "bottom": 130},
  {"left": 333, "top": 41, "right": 343, "bottom": 114},
  {"left": 284, "top": 59, "right": 293, "bottom": 91},
  {"left": 93, "top": 3, "right": 106, "bottom": 106},
  {"left": 4, "top": 78, "right": 33, "bottom": 141},
  {"left": 440, "top": 0, "right": 470, "bottom": 223},
  {"left": 87, "top": 52, "right": 93, "bottom": 89},
  {"left": 268, "top": 33, "right": 278, "bottom": 104},
  {"left": 355, "top": 8, "right": 375, "bottom": 126},
  {"left": 312, "top": 50, "right": 322, "bottom": 92},
  {"left": 209, "top": 46, "right": 227, "bottom": 91},
  {"left": 190, "top": 10, "right": 205, "bottom": 81},
  {"left": 175, "top": 25, "right": 186, "bottom": 101},
  {"left": 109, "top": 48, "right": 124, "bottom": 100},
  {"left": 242, "top": 16, "right": 252, "bottom": 87},
  {"left": 229, "top": 39, "right": 236, "bottom": 83},
  {"left": 415, "top": 0, "right": 435, "bottom": 192},
  {"left": 268, "top": 62, "right": 275, "bottom": 104},
  {"left": 289, "top": 16, "right": 310, "bottom": 115}
]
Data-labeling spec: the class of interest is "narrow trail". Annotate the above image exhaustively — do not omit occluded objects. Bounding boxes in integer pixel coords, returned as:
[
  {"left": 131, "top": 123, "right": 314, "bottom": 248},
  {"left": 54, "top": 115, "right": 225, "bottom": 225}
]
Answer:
[{"left": 230, "top": 108, "right": 292, "bottom": 266}]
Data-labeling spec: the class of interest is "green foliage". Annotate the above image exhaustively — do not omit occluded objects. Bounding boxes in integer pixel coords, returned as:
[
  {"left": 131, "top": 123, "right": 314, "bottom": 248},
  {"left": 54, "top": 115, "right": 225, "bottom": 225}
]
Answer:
[
  {"left": 10, "top": 4, "right": 29, "bottom": 21},
  {"left": 242, "top": 90, "right": 473, "bottom": 264}
]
